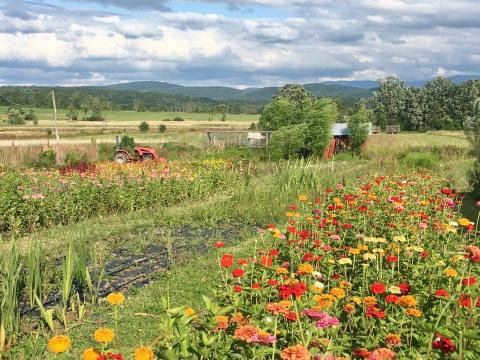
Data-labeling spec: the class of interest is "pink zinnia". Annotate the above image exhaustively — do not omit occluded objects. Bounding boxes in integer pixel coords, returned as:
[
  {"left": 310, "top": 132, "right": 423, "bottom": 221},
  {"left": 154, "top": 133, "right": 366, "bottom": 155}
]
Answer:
[
  {"left": 315, "top": 313, "right": 340, "bottom": 329},
  {"left": 252, "top": 333, "right": 276, "bottom": 345},
  {"left": 302, "top": 308, "right": 324, "bottom": 320}
]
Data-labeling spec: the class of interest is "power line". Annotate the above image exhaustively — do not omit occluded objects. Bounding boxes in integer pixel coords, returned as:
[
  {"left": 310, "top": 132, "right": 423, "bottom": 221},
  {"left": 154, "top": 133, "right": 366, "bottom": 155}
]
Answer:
[{"left": 0, "top": 90, "right": 53, "bottom": 108}]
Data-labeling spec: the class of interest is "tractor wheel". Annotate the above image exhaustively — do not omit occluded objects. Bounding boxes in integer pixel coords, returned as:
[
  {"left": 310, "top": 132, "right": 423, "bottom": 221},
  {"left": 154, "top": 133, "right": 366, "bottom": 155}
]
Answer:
[
  {"left": 115, "top": 153, "right": 129, "bottom": 164},
  {"left": 142, "top": 154, "right": 154, "bottom": 162}
]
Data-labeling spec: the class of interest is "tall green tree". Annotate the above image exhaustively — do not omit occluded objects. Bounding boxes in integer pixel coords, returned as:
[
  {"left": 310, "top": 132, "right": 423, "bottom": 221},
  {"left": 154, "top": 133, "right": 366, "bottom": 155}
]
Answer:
[
  {"left": 274, "top": 84, "right": 315, "bottom": 111},
  {"left": 258, "top": 99, "right": 296, "bottom": 131},
  {"left": 348, "top": 102, "right": 370, "bottom": 154},
  {"left": 465, "top": 99, "right": 480, "bottom": 192},
  {"left": 304, "top": 99, "right": 338, "bottom": 156},
  {"left": 423, "top": 77, "right": 458, "bottom": 130},
  {"left": 370, "top": 77, "right": 406, "bottom": 128}
]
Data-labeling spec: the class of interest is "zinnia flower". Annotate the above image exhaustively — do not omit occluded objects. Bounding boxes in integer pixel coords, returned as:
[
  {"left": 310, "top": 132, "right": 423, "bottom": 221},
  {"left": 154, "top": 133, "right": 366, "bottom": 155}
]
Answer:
[
  {"left": 134, "top": 347, "right": 155, "bottom": 360},
  {"left": 234, "top": 325, "right": 259, "bottom": 343},
  {"left": 106, "top": 292, "right": 125, "bottom": 305},
  {"left": 83, "top": 348, "right": 101, "bottom": 360},
  {"left": 220, "top": 254, "right": 234, "bottom": 268},
  {"left": 370, "top": 282, "right": 386, "bottom": 294},
  {"left": 48, "top": 335, "right": 71, "bottom": 353},
  {"left": 367, "top": 348, "right": 395, "bottom": 360},
  {"left": 433, "top": 335, "right": 456, "bottom": 353},
  {"left": 280, "top": 344, "right": 311, "bottom": 360},
  {"left": 94, "top": 328, "right": 115, "bottom": 344},
  {"left": 232, "top": 268, "right": 245, "bottom": 277},
  {"left": 315, "top": 313, "right": 340, "bottom": 329},
  {"left": 385, "top": 333, "right": 401, "bottom": 347}
]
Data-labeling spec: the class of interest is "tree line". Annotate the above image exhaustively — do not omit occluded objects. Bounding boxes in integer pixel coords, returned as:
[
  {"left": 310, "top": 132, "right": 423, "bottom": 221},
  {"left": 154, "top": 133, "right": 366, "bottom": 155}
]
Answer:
[
  {"left": 370, "top": 77, "right": 480, "bottom": 131},
  {"left": 0, "top": 87, "right": 263, "bottom": 116}
]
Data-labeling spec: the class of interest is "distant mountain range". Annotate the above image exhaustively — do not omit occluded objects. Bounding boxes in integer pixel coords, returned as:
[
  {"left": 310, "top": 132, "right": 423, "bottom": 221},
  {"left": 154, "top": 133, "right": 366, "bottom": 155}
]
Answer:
[
  {"left": 100, "top": 74, "right": 480, "bottom": 103},
  {"left": 102, "top": 81, "right": 373, "bottom": 102}
]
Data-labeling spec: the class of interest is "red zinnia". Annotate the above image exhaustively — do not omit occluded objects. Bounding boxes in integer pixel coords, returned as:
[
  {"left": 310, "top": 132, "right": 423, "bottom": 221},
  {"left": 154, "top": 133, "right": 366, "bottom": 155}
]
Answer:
[
  {"left": 462, "top": 276, "right": 476, "bottom": 286},
  {"left": 284, "top": 311, "right": 298, "bottom": 321},
  {"left": 267, "top": 279, "right": 279, "bottom": 286},
  {"left": 365, "top": 306, "right": 385, "bottom": 319},
  {"left": 435, "top": 289, "right": 450, "bottom": 298},
  {"left": 458, "top": 294, "right": 472, "bottom": 307},
  {"left": 432, "top": 335, "right": 456, "bottom": 354},
  {"left": 232, "top": 268, "right": 245, "bottom": 277},
  {"left": 252, "top": 283, "right": 261, "bottom": 289},
  {"left": 386, "top": 256, "right": 398, "bottom": 263},
  {"left": 233, "top": 285, "right": 243, "bottom": 293},
  {"left": 370, "top": 282, "right": 386, "bottom": 294},
  {"left": 220, "top": 254, "right": 234, "bottom": 268},
  {"left": 398, "top": 283, "right": 410, "bottom": 294},
  {"left": 261, "top": 255, "right": 273, "bottom": 267},
  {"left": 214, "top": 241, "right": 225, "bottom": 248},
  {"left": 385, "top": 295, "right": 399, "bottom": 304},
  {"left": 269, "top": 249, "right": 280, "bottom": 256}
]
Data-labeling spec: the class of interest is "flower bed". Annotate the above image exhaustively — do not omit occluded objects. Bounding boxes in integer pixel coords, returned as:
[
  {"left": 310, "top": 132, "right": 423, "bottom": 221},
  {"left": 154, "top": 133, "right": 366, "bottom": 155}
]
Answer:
[
  {"left": 45, "top": 172, "right": 479, "bottom": 359},
  {"left": 154, "top": 173, "right": 479, "bottom": 359},
  {"left": 0, "top": 160, "right": 248, "bottom": 234}
]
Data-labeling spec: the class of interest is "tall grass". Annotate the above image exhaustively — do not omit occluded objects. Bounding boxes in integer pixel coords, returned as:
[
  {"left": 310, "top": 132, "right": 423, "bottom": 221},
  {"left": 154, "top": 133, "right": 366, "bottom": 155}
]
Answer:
[{"left": 0, "top": 239, "right": 23, "bottom": 352}]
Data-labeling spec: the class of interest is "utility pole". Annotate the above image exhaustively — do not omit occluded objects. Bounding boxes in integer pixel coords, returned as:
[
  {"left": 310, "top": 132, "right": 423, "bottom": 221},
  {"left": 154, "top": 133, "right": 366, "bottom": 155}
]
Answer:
[{"left": 51, "top": 90, "right": 60, "bottom": 145}]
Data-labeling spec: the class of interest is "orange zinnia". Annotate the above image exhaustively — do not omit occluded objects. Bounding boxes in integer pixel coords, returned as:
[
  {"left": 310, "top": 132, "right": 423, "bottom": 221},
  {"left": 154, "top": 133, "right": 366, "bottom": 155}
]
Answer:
[
  {"left": 280, "top": 344, "right": 311, "bottom": 360},
  {"left": 234, "top": 325, "right": 259, "bottom": 343}
]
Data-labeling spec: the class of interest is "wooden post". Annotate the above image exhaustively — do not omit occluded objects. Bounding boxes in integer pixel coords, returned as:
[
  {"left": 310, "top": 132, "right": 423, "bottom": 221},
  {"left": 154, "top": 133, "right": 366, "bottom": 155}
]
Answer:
[{"left": 51, "top": 90, "right": 60, "bottom": 145}]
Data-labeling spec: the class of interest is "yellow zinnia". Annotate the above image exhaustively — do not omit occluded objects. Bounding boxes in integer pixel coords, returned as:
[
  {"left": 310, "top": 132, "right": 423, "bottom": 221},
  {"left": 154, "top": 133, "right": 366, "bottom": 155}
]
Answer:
[
  {"left": 106, "top": 292, "right": 125, "bottom": 305},
  {"left": 458, "top": 218, "right": 472, "bottom": 226},
  {"left": 443, "top": 267, "right": 458, "bottom": 278},
  {"left": 297, "top": 263, "right": 314, "bottom": 275},
  {"left": 47, "top": 335, "right": 71, "bottom": 353},
  {"left": 94, "top": 328, "right": 115, "bottom": 344},
  {"left": 134, "top": 346, "right": 155, "bottom": 360},
  {"left": 83, "top": 348, "right": 101, "bottom": 360}
]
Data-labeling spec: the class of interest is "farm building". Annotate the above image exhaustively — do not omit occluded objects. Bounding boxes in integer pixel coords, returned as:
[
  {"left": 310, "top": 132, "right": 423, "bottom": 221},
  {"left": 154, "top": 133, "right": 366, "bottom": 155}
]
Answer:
[{"left": 323, "top": 123, "right": 373, "bottom": 159}]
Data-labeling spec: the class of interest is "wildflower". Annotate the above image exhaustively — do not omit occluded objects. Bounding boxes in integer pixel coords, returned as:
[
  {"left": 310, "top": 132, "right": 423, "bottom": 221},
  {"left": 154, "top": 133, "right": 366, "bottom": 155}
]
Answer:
[
  {"left": 443, "top": 268, "right": 458, "bottom": 277},
  {"left": 433, "top": 335, "right": 456, "bottom": 354},
  {"left": 94, "top": 328, "right": 115, "bottom": 344},
  {"left": 261, "top": 255, "right": 273, "bottom": 267},
  {"left": 252, "top": 331, "right": 276, "bottom": 345},
  {"left": 232, "top": 268, "right": 245, "bottom": 277},
  {"left": 353, "top": 348, "right": 372, "bottom": 359},
  {"left": 234, "top": 325, "right": 259, "bottom": 343},
  {"left": 397, "top": 295, "right": 417, "bottom": 307},
  {"left": 220, "top": 254, "right": 234, "bottom": 268},
  {"left": 83, "top": 348, "right": 101, "bottom": 360},
  {"left": 343, "top": 303, "right": 355, "bottom": 313},
  {"left": 214, "top": 241, "right": 225, "bottom": 248},
  {"left": 458, "top": 218, "right": 472, "bottom": 226},
  {"left": 276, "top": 267, "right": 289, "bottom": 274},
  {"left": 435, "top": 289, "right": 450, "bottom": 298},
  {"left": 233, "top": 285, "right": 243, "bottom": 293},
  {"left": 315, "top": 313, "right": 340, "bottom": 329},
  {"left": 298, "top": 195, "right": 308, "bottom": 202},
  {"left": 386, "top": 256, "right": 398, "bottom": 263},
  {"left": 284, "top": 311, "right": 298, "bottom": 321},
  {"left": 370, "top": 282, "right": 386, "bottom": 295},
  {"left": 330, "top": 287, "right": 346, "bottom": 299},
  {"left": 268, "top": 279, "right": 279, "bottom": 286},
  {"left": 215, "top": 316, "right": 229, "bottom": 330},
  {"left": 398, "top": 283, "right": 410, "bottom": 294},
  {"left": 98, "top": 352, "right": 124, "bottom": 360},
  {"left": 338, "top": 257, "right": 352, "bottom": 265},
  {"left": 458, "top": 294, "right": 472, "bottom": 307},
  {"left": 48, "top": 335, "right": 71, "bottom": 353},
  {"left": 385, "top": 334, "right": 401, "bottom": 347},
  {"left": 363, "top": 296, "right": 377, "bottom": 307},
  {"left": 462, "top": 277, "right": 476, "bottom": 286},
  {"left": 134, "top": 347, "right": 155, "bottom": 360},
  {"left": 280, "top": 344, "right": 311, "bottom": 360},
  {"left": 385, "top": 295, "right": 399, "bottom": 304},
  {"left": 405, "top": 308, "right": 422, "bottom": 317},
  {"left": 387, "top": 286, "right": 401, "bottom": 294},
  {"left": 266, "top": 302, "right": 289, "bottom": 315},
  {"left": 368, "top": 348, "right": 395, "bottom": 360},
  {"left": 392, "top": 235, "right": 406, "bottom": 242},
  {"left": 363, "top": 253, "right": 376, "bottom": 261},
  {"left": 365, "top": 306, "right": 385, "bottom": 319},
  {"left": 297, "top": 263, "right": 315, "bottom": 275},
  {"left": 184, "top": 307, "right": 196, "bottom": 318},
  {"left": 465, "top": 245, "right": 480, "bottom": 263},
  {"left": 106, "top": 292, "right": 125, "bottom": 305}
]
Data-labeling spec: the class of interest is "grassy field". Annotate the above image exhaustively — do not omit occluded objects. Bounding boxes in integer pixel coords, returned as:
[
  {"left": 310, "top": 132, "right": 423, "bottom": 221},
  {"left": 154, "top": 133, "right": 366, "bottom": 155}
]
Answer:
[
  {"left": 0, "top": 132, "right": 478, "bottom": 359},
  {"left": 0, "top": 106, "right": 260, "bottom": 123}
]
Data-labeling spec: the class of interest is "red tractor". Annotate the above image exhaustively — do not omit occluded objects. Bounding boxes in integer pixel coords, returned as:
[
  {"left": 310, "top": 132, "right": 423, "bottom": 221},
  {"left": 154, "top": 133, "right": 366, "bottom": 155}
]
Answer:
[{"left": 115, "top": 147, "right": 166, "bottom": 164}]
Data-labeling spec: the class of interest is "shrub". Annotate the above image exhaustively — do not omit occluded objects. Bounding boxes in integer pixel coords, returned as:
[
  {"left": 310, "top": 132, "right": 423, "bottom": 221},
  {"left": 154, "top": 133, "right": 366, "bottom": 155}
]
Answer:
[
  {"left": 348, "top": 103, "right": 370, "bottom": 154},
  {"left": 8, "top": 108, "right": 25, "bottom": 125},
  {"left": 139, "top": 122, "right": 150, "bottom": 132},
  {"left": 400, "top": 152, "right": 440, "bottom": 169},
  {"left": 173, "top": 117, "right": 184, "bottom": 122},
  {"left": 159, "top": 124, "right": 167, "bottom": 133},
  {"left": 98, "top": 143, "right": 116, "bottom": 161},
  {"left": 64, "top": 152, "right": 89, "bottom": 166},
  {"left": 32, "top": 149, "right": 56, "bottom": 168},
  {"left": 258, "top": 99, "right": 296, "bottom": 131},
  {"left": 120, "top": 135, "right": 136, "bottom": 154},
  {"left": 304, "top": 99, "right": 337, "bottom": 156},
  {"left": 249, "top": 122, "right": 257, "bottom": 130},
  {"left": 465, "top": 99, "right": 480, "bottom": 193},
  {"left": 24, "top": 110, "right": 38, "bottom": 122},
  {"left": 268, "top": 124, "right": 309, "bottom": 159}
]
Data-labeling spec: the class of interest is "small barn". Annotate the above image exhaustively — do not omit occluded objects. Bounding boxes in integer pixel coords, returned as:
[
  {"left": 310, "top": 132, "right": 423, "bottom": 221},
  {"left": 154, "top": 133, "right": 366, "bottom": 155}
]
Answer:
[{"left": 323, "top": 123, "right": 372, "bottom": 159}]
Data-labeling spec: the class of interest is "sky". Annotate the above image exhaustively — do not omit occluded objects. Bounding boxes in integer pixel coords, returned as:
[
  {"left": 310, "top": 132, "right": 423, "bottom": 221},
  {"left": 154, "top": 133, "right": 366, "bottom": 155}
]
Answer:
[{"left": 1, "top": 0, "right": 480, "bottom": 88}]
